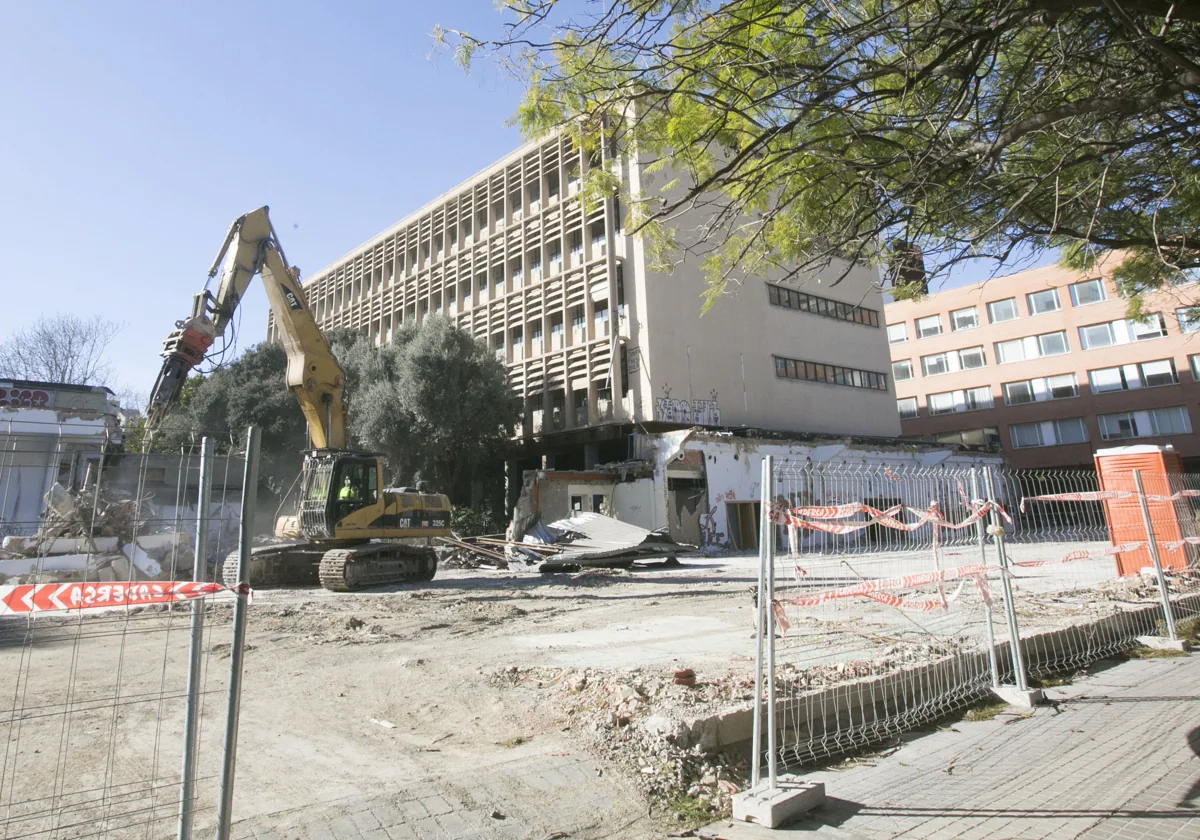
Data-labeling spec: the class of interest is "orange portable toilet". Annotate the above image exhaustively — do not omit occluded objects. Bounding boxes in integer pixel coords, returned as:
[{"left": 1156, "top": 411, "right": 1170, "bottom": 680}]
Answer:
[{"left": 1094, "top": 445, "right": 1195, "bottom": 576}]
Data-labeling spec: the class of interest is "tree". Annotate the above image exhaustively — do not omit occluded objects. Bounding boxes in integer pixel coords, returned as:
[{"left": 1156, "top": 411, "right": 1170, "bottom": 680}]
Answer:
[
  {"left": 0, "top": 314, "right": 123, "bottom": 385},
  {"left": 443, "top": 0, "right": 1200, "bottom": 304},
  {"left": 157, "top": 319, "right": 517, "bottom": 505}
]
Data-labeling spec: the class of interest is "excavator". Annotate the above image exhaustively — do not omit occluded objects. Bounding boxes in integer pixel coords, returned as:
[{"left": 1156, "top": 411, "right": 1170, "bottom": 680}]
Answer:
[{"left": 145, "top": 206, "right": 451, "bottom": 591}]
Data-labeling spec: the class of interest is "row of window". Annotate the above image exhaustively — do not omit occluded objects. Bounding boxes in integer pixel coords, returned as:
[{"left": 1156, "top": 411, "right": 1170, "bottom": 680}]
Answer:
[
  {"left": 773, "top": 356, "right": 889, "bottom": 391},
  {"left": 893, "top": 313, "right": 1181, "bottom": 380},
  {"left": 1010, "top": 407, "right": 1193, "bottom": 448},
  {"left": 766, "top": 283, "right": 880, "bottom": 327},
  {"left": 896, "top": 357, "right": 1198, "bottom": 419},
  {"left": 886, "top": 278, "right": 1110, "bottom": 344},
  {"left": 907, "top": 406, "right": 1195, "bottom": 451}
]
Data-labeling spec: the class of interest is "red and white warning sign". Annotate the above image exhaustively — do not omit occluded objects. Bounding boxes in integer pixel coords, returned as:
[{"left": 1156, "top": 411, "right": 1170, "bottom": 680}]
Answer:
[{"left": 0, "top": 581, "right": 237, "bottom": 615}]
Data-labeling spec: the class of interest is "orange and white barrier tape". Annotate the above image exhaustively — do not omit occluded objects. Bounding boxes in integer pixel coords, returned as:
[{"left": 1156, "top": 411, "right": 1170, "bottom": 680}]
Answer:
[
  {"left": 1020, "top": 490, "right": 1133, "bottom": 512},
  {"left": 1164, "top": 536, "right": 1200, "bottom": 552},
  {"left": 1011, "top": 541, "right": 1146, "bottom": 568},
  {"left": 0, "top": 581, "right": 245, "bottom": 615},
  {"left": 784, "top": 562, "right": 995, "bottom": 609},
  {"left": 1145, "top": 489, "right": 1200, "bottom": 503},
  {"left": 774, "top": 500, "right": 1009, "bottom": 535}
]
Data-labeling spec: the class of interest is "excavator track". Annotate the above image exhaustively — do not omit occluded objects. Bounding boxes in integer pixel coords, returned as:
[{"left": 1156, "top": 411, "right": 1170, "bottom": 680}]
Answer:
[
  {"left": 318, "top": 543, "right": 437, "bottom": 592},
  {"left": 221, "top": 545, "right": 327, "bottom": 589}
]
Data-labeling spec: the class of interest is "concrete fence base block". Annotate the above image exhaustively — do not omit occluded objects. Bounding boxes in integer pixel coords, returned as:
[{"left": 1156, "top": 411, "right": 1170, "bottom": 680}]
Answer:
[
  {"left": 1136, "top": 635, "right": 1192, "bottom": 653},
  {"left": 992, "top": 685, "right": 1044, "bottom": 707},
  {"left": 731, "top": 776, "right": 825, "bottom": 829}
]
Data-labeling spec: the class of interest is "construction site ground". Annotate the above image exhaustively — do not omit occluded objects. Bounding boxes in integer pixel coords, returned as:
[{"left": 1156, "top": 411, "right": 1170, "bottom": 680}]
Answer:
[{"left": 2, "top": 544, "right": 1133, "bottom": 839}]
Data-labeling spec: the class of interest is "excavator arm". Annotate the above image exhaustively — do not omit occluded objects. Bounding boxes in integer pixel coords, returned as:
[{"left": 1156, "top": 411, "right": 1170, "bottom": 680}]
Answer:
[{"left": 146, "top": 206, "right": 346, "bottom": 450}]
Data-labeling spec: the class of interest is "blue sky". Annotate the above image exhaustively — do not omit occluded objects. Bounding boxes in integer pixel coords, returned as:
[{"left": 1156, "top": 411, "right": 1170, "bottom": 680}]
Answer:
[{"left": 1, "top": 1, "right": 1056, "bottom": 404}]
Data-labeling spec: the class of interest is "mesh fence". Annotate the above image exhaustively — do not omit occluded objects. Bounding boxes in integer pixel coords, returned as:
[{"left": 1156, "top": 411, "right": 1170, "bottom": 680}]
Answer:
[
  {"left": 0, "top": 423, "right": 251, "bottom": 838},
  {"left": 759, "top": 459, "right": 1200, "bottom": 772}
]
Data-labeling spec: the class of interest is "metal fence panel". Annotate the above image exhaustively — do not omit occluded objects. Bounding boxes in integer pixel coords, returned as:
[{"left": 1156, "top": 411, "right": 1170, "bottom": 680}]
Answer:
[
  {"left": 756, "top": 459, "right": 1200, "bottom": 773},
  {"left": 0, "top": 427, "right": 254, "bottom": 838}
]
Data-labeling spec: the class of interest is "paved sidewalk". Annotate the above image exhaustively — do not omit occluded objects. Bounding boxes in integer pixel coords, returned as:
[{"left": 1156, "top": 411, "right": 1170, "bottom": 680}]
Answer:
[
  {"left": 705, "top": 654, "right": 1200, "bottom": 840},
  {"left": 230, "top": 750, "right": 654, "bottom": 840}
]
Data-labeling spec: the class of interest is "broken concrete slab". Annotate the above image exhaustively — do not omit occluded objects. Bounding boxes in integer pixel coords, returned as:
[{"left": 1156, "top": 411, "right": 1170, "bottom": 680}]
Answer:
[{"left": 537, "top": 513, "right": 683, "bottom": 571}]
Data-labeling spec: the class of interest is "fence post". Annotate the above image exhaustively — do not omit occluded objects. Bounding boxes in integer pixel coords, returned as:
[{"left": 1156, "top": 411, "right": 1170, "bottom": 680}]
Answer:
[
  {"left": 984, "top": 467, "right": 1029, "bottom": 692},
  {"left": 764, "top": 455, "right": 777, "bottom": 790},
  {"left": 751, "top": 456, "right": 769, "bottom": 788},
  {"left": 971, "top": 468, "right": 1000, "bottom": 688},
  {"left": 177, "top": 438, "right": 213, "bottom": 840},
  {"left": 217, "top": 426, "right": 260, "bottom": 840},
  {"left": 1132, "top": 469, "right": 1179, "bottom": 641}
]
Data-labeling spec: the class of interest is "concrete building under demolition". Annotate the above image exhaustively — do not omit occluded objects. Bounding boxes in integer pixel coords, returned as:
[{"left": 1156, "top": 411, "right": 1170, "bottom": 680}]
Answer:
[{"left": 277, "top": 131, "right": 904, "bottom": 487}]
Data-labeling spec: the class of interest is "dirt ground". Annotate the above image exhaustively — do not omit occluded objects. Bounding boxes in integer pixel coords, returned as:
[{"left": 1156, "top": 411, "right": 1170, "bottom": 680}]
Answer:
[{"left": 0, "top": 547, "right": 1144, "bottom": 839}]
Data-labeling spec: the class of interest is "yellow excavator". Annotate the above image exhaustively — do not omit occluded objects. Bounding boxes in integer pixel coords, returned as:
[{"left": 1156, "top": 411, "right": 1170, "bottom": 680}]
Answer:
[{"left": 146, "top": 206, "right": 451, "bottom": 591}]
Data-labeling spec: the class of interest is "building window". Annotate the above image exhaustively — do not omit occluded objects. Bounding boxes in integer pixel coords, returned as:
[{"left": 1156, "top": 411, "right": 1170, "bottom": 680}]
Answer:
[
  {"left": 950, "top": 307, "right": 979, "bottom": 331},
  {"left": 994, "top": 330, "right": 1070, "bottom": 363},
  {"left": 1089, "top": 359, "right": 1178, "bottom": 393},
  {"left": 1099, "top": 406, "right": 1192, "bottom": 440},
  {"left": 987, "top": 298, "right": 1019, "bottom": 323},
  {"left": 897, "top": 397, "right": 918, "bottom": 419},
  {"left": 1010, "top": 422, "right": 1044, "bottom": 448},
  {"left": 1003, "top": 381, "right": 1034, "bottom": 405},
  {"left": 765, "top": 283, "right": 880, "bottom": 327},
  {"left": 1069, "top": 278, "right": 1106, "bottom": 306},
  {"left": 916, "top": 315, "right": 943, "bottom": 338},
  {"left": 1026, "top": 288, "right": 1061, "bottom": 315},
  {"left": 932, "top": 428, "right": 1001, "bottom": 449},
  {"left": 1079, "top": 314, "right": 1168, "bottom": 349},
  {"left": 1191, "top": 354, "right": 1200, "bottom": 381},
  {"left": 1002, "top": 374, "right": 1078, "bottom": 405},
  {"left": 1010, "top": 417, "right": 1090, "bottom": 448},
  {"left": 887, "top": 323, "right": 908, "bottom": 344},
  {"left": 928, "top": 386, "right": 993, "bottom": 415},
  {"left": 920, "top": 346, "right": 986, "bottom": 376},
  {"left": 1177, "top": 307, "right": 1200, "bottom": 334},
  {"left": 571, "top": 306, "right": 585, "bottom": 331},
  {"left": 892, "top": 359, "right": 913, "bottom": 381},
  {"left": 773, "top": 355, "right": 888, "bottom": 391}
]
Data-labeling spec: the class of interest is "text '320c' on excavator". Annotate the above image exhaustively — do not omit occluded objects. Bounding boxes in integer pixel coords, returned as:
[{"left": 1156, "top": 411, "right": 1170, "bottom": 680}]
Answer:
[{"left": 145, "top": 206, "right": 451, "bottom": 592}]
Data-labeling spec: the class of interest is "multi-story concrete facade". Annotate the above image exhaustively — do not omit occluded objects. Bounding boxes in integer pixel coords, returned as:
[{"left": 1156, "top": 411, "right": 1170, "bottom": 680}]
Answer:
[
  {"left": 886, "top": 255, "right": 1200, "bottom": 468},
  {"left": 278, "top": 132, "right": 900, "bottom": 476}
]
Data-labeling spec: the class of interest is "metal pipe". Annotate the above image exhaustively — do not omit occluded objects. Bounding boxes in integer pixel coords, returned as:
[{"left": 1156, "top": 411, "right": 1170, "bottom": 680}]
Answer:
[
  {"left": 178, "top": 438, "right": 213, "bottom": 840},
  {"left": 764, "top": 456, "right": 778, "bottom": 790},
  {"left": 217, "top": 426, "right": 260, "bottom": 838},
  {"left": 985, "top": 467, "right": 1029, "bottom": 692},
  {"left": 751, "top": 456, "right": 768, "bottom": 788},
  {"left": 972, "top": 468, "right": 1000, "bottom": 688},
  {"left": 1133, "top": 470, "right": 1179, "bottom": 641}
]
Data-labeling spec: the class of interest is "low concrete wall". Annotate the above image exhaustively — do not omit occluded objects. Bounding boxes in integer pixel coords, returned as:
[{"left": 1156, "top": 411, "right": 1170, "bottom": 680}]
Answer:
[{"left": 688, "top": 594, "right": 1200, "bottom": 762}]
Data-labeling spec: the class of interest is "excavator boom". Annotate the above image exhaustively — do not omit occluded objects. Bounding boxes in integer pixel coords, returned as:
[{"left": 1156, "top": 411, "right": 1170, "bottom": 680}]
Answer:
[{"left": 146, "top": 206, "right": 345, "bottom": 449}]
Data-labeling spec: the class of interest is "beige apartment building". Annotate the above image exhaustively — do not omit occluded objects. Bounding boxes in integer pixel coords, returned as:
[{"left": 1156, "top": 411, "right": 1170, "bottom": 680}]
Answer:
[
  {"left": 886, "top": 256, "right": 1200, "bottom": 468},
  {"left": 273, "top": 132, "right": 901, "bottom": 479}
]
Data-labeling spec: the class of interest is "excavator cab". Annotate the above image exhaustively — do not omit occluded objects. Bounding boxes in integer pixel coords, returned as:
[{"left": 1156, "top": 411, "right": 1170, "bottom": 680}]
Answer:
[{"left": 297, "top": 451, "right": 381, "bottom": 539}]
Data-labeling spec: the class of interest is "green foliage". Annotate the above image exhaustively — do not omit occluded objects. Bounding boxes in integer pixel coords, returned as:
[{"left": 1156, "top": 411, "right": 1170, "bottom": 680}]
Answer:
[
  {"left": 448, "top": 0, "right": 1200, "bottom": 307},
  {"left": 159, "top": 319, "right": 517, "bottom": 504},
  {"left": 452, "top": 506, "right": 503, "bottom": 538}
]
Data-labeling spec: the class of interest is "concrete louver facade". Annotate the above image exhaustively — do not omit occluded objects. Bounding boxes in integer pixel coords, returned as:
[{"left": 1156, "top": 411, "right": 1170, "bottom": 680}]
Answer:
[{"left": 272, "top": 132, "right": 901, "bottom": 472}]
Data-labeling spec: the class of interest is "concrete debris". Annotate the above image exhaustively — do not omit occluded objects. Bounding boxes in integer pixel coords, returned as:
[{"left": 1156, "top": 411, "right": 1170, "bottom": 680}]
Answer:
[
  {"left": 0, "top": 482, "right": 194, "bottom": 583},
  {"left": 537, "top": 513, "right": 683, "bottom": 572}
]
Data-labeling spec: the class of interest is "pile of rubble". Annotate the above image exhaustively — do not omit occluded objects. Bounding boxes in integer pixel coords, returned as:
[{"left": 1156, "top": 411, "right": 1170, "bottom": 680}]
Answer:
[
  {"left": 442, "top": 513, "right": 686, "bottom": 573},
  {"left": 493, "top": 664, "right": 753, "bottom": 823},
  {"left": 0, "top": 482, "right": 191, "bottom": 583}
]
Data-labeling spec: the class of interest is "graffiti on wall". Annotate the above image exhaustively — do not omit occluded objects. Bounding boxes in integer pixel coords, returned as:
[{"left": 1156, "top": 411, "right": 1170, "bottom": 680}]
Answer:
[
  {"left": 0, "top": 387, "right": 53, "bottom": 409},
  {"left": 655, "top": 387, "right": 721, "bottom": 426}
]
